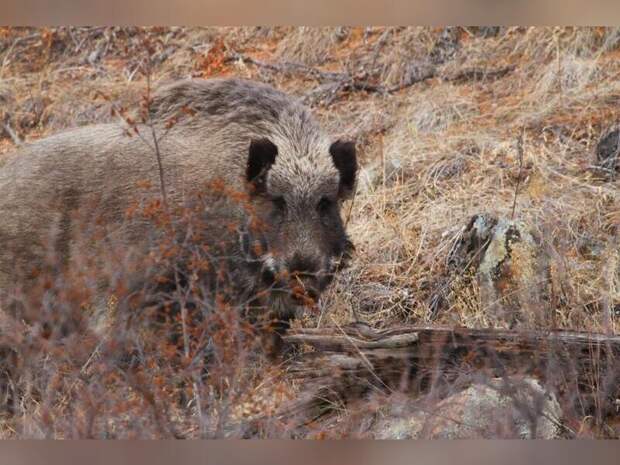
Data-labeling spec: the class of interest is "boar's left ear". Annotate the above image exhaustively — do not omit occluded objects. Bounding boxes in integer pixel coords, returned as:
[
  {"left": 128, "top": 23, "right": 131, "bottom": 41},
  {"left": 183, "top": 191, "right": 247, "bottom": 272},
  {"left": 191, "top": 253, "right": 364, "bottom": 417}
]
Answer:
[
  {"left": 329, "top": 140, "right": 357, "bottom": 198},
  {"left": 247, "top": 138, "right": 278, "bottom": 193}
]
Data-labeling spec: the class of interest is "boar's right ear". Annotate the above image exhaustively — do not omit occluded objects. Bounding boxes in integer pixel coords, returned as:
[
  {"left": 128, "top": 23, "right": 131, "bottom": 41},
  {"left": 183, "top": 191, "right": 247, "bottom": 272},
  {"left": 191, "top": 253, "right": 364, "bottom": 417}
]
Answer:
[
  {"left": 329, "top": 140, "right": 357, "bottom": 199},
  {"left": 247, "top": 138, "right": 278, "bottom": 193}
]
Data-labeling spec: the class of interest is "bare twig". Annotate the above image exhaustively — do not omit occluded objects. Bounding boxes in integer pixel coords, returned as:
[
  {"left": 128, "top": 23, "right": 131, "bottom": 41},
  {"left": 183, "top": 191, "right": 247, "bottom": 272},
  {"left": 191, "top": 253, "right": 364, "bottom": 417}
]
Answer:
[
  {"left": 0, "top": 33, "right": 39, "bottom": 78},
  {"left": 369, "top": 28, "right": 393, "bottom": 73},
  {"left": 228, "top": 51, "right": 343, "bottom": 81},
  {"left": 227, "top": 51, "right": 436, "bottom": 101},
  {"left": 143, "top": 63, "right": 168, "bottom": 208},
  {"left": 555, "top": 29, "right": 564, "bottom": 107},
  {"left": 511, "top": 131, "right": 524, "bottom": 220},
  {"left": 228, "top": 51, "right": 514, "bottom": 105},
  {"left": 447, "top": 65, "right": 516, "bottom": 84},
  {"left": 2, "top": 114, "right": 21, "bottom": 146}
]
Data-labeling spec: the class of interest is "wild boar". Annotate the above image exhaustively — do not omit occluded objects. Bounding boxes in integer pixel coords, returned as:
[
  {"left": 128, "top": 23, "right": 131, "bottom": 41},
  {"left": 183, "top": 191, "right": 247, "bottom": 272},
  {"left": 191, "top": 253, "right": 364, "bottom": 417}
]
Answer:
[{"left": 0, "top": 78, "right": 357, "bottom": 337}]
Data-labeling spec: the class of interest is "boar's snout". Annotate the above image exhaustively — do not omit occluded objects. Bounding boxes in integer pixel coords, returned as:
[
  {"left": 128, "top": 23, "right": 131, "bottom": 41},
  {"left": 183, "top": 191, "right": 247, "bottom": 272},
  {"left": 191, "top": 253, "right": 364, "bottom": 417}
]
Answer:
[{"left": 286, "top": 253, "right": 321, "bottom": 303}]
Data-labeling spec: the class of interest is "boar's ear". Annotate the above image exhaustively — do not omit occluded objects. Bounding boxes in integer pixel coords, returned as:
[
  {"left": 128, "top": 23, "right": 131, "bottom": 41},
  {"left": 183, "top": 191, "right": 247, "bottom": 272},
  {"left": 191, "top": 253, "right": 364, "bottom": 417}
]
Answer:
[
  {"left": 247, "top": 138, "right": 278, "bottom": 193},
  {"left": 329, "top": 140, "right": 357, "bottom": 199}
]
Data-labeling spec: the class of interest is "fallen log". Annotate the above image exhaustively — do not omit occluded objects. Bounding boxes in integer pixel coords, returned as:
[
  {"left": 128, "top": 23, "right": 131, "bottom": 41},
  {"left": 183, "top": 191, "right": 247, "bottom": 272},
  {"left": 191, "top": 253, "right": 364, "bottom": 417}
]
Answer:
[{"left": 278, "top": 324, "right": 620, "bottom": 427}]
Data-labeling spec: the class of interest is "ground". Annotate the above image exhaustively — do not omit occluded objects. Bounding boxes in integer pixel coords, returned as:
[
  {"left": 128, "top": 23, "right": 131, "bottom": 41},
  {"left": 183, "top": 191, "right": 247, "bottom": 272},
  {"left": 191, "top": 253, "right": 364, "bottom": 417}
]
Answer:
[{"left": 1, "top": 26, "right": 619, "bottom": 438}]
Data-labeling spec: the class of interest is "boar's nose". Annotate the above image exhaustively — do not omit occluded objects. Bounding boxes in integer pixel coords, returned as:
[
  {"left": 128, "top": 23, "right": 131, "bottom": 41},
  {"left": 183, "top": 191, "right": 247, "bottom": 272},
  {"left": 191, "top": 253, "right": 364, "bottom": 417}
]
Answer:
[
  {"left": 287, "top": 253, "right": 320, "bottom": 302},
  {"left": 288, "top": 253, "right": 319, "bottom": 276}
]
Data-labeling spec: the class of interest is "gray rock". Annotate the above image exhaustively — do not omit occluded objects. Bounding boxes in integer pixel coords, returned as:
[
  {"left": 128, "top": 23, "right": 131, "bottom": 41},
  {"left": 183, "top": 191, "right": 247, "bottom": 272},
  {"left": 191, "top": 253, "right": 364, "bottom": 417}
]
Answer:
[
  {"left": 448, "top": 214, "right": 553, "bottom": 328},
  {"left": 374, "top": 377, "right": 562, "bottom": 439}
]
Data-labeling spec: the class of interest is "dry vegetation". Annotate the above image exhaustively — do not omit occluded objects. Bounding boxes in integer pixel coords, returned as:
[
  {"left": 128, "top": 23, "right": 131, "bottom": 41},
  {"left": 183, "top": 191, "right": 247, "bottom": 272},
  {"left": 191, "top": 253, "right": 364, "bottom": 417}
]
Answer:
[{"left": 1, "top": 26, "right": 620, "bottom": 438}]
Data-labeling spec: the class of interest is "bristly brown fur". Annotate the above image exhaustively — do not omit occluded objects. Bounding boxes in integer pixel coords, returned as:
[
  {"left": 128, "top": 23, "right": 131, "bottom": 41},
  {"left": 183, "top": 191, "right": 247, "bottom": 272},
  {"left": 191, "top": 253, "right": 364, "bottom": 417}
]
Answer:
[{"left": 0, "top": 78, "right": 357, "bottom": 332}]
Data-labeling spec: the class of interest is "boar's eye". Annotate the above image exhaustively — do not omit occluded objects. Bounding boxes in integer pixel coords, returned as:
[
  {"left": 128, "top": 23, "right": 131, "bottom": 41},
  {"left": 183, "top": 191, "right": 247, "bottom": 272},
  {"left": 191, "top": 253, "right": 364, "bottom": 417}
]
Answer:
[
  {"left": 272, "top": 196, "right": 287, "bottom": 213},
  {"left": 317, "top": 197, "right": 333, "bottom": 215}
]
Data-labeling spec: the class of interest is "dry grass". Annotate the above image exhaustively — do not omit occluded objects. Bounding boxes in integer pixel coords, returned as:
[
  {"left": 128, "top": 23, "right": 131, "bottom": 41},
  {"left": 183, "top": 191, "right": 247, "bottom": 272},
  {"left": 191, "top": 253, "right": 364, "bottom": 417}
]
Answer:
[
  {"left": 321, "top": 26, "right": 620, "bottom": 334},
  {"left": 1, "top": 26, "right": 620, "bottom": 438}
]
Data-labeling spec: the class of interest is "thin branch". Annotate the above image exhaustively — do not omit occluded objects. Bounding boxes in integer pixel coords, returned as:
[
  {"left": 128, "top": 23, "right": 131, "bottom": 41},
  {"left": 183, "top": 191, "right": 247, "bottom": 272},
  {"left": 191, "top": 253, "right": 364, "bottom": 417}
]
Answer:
[
  {"left": 446, "top": 65, "right": 516, "bottom": 84},
  {"left": 2, "top": 114, "right": 21, "bottom": 146},
  {"left": 227, "top": 51, "right": 436, "bottom": 100},
  {"left": 228, "top": 52, "right": 514, "bottom": 106},
  {"left": 511, "top": 131, "right": 524, "bottom": 220},
  {"left": 143, "top": 56, "right": 168, "bottom": 208},
  {"left": 227, "top": 51, "right": 344, "bottom": 81}
]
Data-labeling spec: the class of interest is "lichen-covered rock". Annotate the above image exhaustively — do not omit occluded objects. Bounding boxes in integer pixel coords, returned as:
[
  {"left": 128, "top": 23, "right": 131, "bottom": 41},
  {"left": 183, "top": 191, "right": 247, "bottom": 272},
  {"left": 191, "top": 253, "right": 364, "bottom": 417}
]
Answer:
[
  {"left": 448, "top": 214, "right": 553, "bottom": 328},
  {"left": 374, "top": 377, "right": 562, "bottom": 439}
]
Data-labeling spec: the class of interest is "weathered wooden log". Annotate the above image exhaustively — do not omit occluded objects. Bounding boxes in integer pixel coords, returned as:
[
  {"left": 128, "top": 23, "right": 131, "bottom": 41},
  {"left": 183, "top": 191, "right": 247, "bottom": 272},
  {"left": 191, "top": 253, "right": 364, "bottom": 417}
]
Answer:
[{"left": 278, "top": 324, "right": 620, "bottom": 427}]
